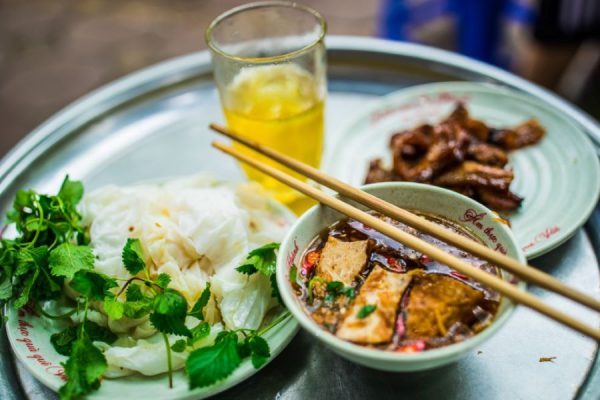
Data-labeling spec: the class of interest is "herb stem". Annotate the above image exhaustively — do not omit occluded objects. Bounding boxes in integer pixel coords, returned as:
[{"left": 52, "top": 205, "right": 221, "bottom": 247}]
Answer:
[
  {"left": 115, "top": 276, "right": 149, "bottom": 297},
  {"left": 162, "top": 333, "right": 174, "bottom": 389},
  {"left": 36, "top": 303, "right": 76, "bottom": 320},
  {"left": 26, "top": 201, "right": 45, "bottom": 248},
  {"left": 257, "top": 311, "right": 291, "bottom": 337}
]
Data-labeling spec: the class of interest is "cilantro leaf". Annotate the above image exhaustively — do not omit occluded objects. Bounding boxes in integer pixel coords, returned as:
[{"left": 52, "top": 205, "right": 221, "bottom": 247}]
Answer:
[
  {"left": 236, "top": 243, "right": 279, "bottom": 277},
  {"left": 121, "top": 284, "right": 153, "bottom": 319},
  {"left": 189, "top": 283, "right": 211, "bottom": 320},
  {"left": 122, "top": 238, "right": 145, "bottom": 276},
  {"left": 58, "top": 176, "right": 84, "bottom": 207},
  {"left": 171, "top": 339, "right": 187, "bottom": 353},
  {"left": 235, "top": 264, "right": 258, "bottom": 275},
  {"left": 150, "top": 289, "right": 191, "bottom": 337},
  {"left": 186, "top": 332, "right": 241, "bottom": 389},
  {"left": 249, "top": 335, "right": 270, "bottom": 369},
  {"left": 70, "top": 270, "right": 117, "bottom": 301},
  {"left": 48, "top": 243, "right": 94, "bottom": 279},
  {"left": 58, "top": 336, "right": 107, "bottom": 400},
  {"left": 155, "top": 273, "right": 171, "bottom": 289},
  {"left": 103, "top": 296, "right": 125, "bottom": 320},
  {"left": 357, "top": 304, "right": 377, "bottom": 319}
]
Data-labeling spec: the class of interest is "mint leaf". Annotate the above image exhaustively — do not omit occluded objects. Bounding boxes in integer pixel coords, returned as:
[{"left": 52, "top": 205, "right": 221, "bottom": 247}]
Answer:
[
  {"left": 125, "top": 283, "right": 144, "bottom": 302},
  {"left": 122, "top": 238, "right": 145, "bottom": 276},
  {"left": 122, "top": 284, "right": 153, "bottom": 319},
  {"left": 58, "top": 336, "right": 107, "bottom": 400},
  {"left": 70, "top": 270, "right": 117, "bottom": 301},
  {"left": 48, "top": 243, "right": 94, "bottom": 279},
  {"left": 123, "top": 297, "right": 153, "bottom": 319},
  {"left": 0, "top": 275, "right": 12, "bottom": 300},
  {"left": 15, "top": 246, "right": 48, "bottom": 276},
  {"left": 155, "top": 273, "right": 171, "bottom": 289},
  {"left": 171, "top": 339, "right": 187, "bottom": 353},
  {"left": 357, "top": 304, "right": 377, "bottom": 319},
  {"left": 189, "top": 283, "right": 211, "bottom": 320},
  {"left": 186, "top": 332, "right": 241, "bottom": 389},
  {"left": 249, "top": 335, "right": 270, "bottom": 369},
  {"left": 52, "top": 321, "right": 118, "bottom": 357},
  {"left": 58, "top": 176, "right": 84, "bottom": 207},
  {"left": 188, "top": 321, "right": 211, "bottom": 345},
  {"left": 50, "top": 326, "right": 78, "bottom": 356},
  {"left": 150, "top": 289, "right": 191, "bottom": 337},
  {"left": 13, "top": 269, "right": 39, "bottom": 308}
]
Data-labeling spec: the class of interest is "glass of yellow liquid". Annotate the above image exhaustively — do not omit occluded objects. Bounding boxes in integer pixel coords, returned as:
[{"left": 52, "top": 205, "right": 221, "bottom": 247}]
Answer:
[{"left": 206, "top": 1, "right": 326, "bottom": 214}]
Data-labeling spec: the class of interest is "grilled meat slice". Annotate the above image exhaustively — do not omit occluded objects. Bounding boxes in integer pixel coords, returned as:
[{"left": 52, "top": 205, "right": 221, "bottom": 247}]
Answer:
[
  {"left": 433, "top": 161, "right": 514, "bottom": 192},
  {"left": 476, "top": 187, "right": 523, "bottom": 210},
  {"left": 446, "top": 103, "right": 490, "bottom": 142},
  {"left": 466, "top": 142, "right": 509, "bottom": 167},
  {"left": 489, "top": 119, "right": 545, "bottom": 150},
  {"left": 365, "top": 159, "right": 394, "bottom": 184}
]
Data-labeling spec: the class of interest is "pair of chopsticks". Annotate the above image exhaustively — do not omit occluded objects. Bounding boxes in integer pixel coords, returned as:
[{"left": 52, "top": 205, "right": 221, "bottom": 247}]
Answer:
[{"left": 209, "top": 123, "right": 600, "bottom": 342}]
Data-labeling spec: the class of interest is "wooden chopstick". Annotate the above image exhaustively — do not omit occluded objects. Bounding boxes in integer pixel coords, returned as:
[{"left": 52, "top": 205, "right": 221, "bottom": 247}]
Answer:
[
  {"left": 212, "top": 140, "right": 600, "bottom": 341},
  {"left": 210, "top": 123, "right": 600, "bottom": 313}
]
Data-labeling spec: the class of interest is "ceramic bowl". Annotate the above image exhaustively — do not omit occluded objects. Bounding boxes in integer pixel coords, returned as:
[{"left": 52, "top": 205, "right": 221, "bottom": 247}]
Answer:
[{"left": 276, "top": 182, "right": 526, "bottom": 372}]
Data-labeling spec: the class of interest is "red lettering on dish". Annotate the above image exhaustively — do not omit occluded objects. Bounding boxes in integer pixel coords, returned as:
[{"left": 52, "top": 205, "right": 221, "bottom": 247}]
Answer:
[
  {"left": 460, "top": 209, "right": 485, "bottom": 229},
  {"left": 16, "top": 337, "right": 39, "bottom": 353},
  {"left": 45, "top": 366, "right": 68, "bottom": 382},
  {"left": 16, "top": 315, "right": 68, "bottom": 379},
  {"left": 28, "top": 353, "right": 52, "bottom": 367},
  {"left": 522, "top": 226, "right": 561, "bottom": 251},
  {"left": 287, "top": 240, "right": 299, "bottom": 269},
  {"left": 459, "top": 209, "right": 508, "bottom": 254},
  {"left": 18, "top": 319, "right": 32, "bottom": 337}
]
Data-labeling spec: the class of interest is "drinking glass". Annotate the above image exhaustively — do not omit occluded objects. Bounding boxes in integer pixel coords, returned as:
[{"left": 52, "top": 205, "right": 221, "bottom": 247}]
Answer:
[{"left": 206, "top": 1, "right": 327, "bottom": 213}]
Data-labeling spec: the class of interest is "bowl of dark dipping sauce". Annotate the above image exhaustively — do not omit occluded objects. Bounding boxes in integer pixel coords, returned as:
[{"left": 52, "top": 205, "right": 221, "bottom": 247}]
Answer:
[{"left": 276, "top": 182, "right": 526, "bottom": 371}]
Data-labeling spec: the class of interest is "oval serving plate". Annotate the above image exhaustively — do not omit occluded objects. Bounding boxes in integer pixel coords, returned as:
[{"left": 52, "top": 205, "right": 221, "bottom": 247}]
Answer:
[
  {"left": 5, "top": 195, "right": 298, "bottom": 400},
  {"left": 323, "top": 81, "right": 600, "bottom": 259}
]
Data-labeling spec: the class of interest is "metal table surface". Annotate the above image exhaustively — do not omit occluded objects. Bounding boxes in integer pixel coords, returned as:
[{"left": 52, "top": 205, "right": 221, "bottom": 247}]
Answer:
[{"left": 0, "top": 36, "right": 598, "bottom": 400}]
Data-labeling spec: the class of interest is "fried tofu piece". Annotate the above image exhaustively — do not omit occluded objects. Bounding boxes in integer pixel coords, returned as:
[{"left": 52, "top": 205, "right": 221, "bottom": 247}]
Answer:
[
  {"left": 336, "top": 266, "right": 412, "bottom": 344},
  {"left": 405, "top": 273, "right": 484, "bottom": 339},
  {"left": 316, "top": 236, "right": 369, "bottom": 286}
]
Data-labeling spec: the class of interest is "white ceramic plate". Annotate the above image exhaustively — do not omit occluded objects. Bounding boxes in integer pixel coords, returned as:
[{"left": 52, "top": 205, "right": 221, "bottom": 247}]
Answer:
[
  {"left": 323, "top": 82, "right": 600, "bottom": 259},
  {"left": 5, "top": 198, "right": 299, "bottom": 399}
]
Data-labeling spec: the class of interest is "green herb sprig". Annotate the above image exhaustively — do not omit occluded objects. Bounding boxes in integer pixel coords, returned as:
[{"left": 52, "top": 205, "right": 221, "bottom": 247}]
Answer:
[{"left": 0, "top": 176, "right": 91, "bottom": 311}]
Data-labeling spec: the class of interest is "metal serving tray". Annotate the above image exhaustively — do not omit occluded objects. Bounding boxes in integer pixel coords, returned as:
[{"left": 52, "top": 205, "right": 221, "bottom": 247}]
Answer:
[{"left": 0, "top": 36, "right": 598, "bottom": 400}]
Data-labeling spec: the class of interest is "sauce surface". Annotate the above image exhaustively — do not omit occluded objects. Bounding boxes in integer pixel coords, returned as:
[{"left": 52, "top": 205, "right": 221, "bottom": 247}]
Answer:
[{"left": 293, "top": 211, "right": 500, "bottom": 351}]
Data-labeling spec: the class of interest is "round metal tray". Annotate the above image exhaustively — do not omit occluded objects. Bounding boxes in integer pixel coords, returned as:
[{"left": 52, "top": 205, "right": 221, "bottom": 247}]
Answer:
[{"left": 0, "top": 37, "right": 598, "bottom": 400}]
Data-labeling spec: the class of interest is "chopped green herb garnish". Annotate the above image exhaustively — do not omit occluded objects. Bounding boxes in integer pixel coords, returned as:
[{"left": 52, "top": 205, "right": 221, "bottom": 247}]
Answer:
[
  {"left": 357, "top": 304, "right": 377, "bottom": 319},
  {"left": 122, "top": 238, "right": 145, "bottom": 276}
]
